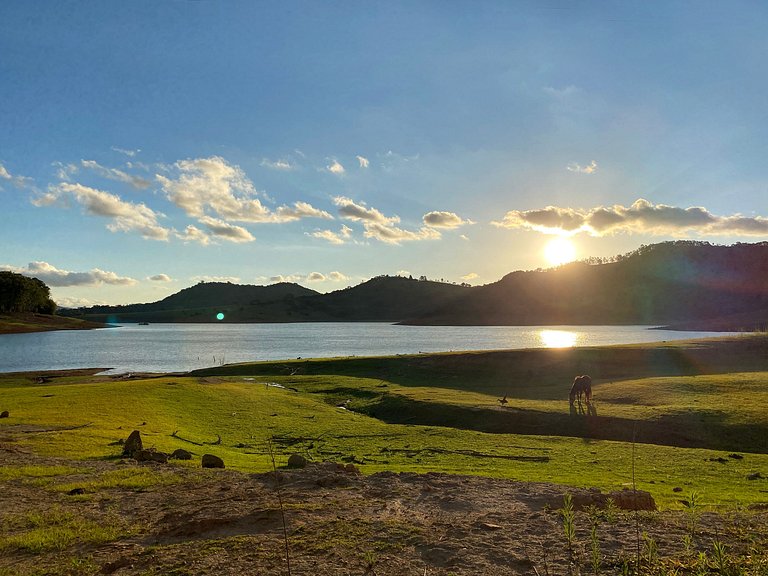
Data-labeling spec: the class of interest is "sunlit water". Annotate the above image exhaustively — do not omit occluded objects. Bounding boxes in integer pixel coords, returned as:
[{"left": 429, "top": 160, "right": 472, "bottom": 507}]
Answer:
[{"left": 0, "top": 323, "right": 735, "bottom": 374}]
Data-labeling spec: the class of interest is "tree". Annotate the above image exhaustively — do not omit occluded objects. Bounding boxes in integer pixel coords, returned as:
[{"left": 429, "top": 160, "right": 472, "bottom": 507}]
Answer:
[{"left": 0, "top": 271, "right": 57, "bottom": 314}]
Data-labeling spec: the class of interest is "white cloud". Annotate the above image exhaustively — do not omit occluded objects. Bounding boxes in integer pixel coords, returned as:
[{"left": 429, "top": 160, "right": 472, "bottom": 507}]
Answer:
[
  {"left": 111, "top": 146, "right": 140, "bottom": 157},
  {"left": 52, "top": 162, "right": 79, "bottom": 182},
  {"left": 363, "top": 222, "right": 441, "bottom": 245},
  {"left": 55, "top": 296, "right": 106, "bottom": 308},
  {"left": 176, "top": 225, "right": 211, "bottom": 246},
  {"left": 460, "top": 234, "right": 469, "bottom": 241},
  {"left": 192, "top": 275, "right": 241, "bottom": 284},
  {"left": 270, "top": 274, "right": 304, "bottom": 283},
  {"left": 1, "top": 261, "right": 137, "bottom": 287},
  {"left": 328, "top": 271, "right": 349, "bottom": 282},
  {"left": 81, "top": 160, "right": 151, "bottom": 189},
  {"left": 310, "top": 224, "right": 353, "bottom": 245},
  {"left": 333, "top": 196, "right": 399, "bottom": 225},
  {"left": 461, "top": 272, "right": 479, "bottom": 282},
  {"left": 0, "top": 163, "right": 34, "bottom": 189},
  {"left": 197, "top": 215, "right": 255, "bottom": 243},
  {"left": 157, "top": 156, "right": 329, "bottom": 223},
  {"left": 148, "top": 274, "right": 172, "bottom": 282},
  {"left": 35, "top": 182, "right": 171, "bottom": 240},
  {"left": 566, "top": 160, "right": 598, "bottom": 174},
  {"left": 422, "top": 211, "right": 474, "bottom": 229},
  {"left": 356, "top": 155, "right": 370, "bottom": 169},
  {"left": 306, "top": 272, "right": 326, "bottom": 282},
  {"left": 261, "top": 158, "right": 296, "bottom": 171},
  {"left": 327, "top": 159, "right": 345, "bottom": 175},
  {"left": 493, "top": 198, "right": 768, "bottom": 237}
]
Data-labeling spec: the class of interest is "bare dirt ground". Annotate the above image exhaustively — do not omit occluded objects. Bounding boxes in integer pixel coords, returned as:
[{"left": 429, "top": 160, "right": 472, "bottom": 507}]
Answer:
[{"left": 2, "top": 441, "right": 767, "bottom": 576}]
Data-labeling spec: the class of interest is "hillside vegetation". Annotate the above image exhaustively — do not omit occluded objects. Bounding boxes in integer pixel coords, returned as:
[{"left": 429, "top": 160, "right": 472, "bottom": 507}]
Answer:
[{"left": 59, "top": 241, "right": 768, "bottom": 328}]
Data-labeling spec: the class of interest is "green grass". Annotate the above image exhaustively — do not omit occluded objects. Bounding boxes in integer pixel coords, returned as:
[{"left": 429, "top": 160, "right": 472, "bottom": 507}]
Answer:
[
  {"left": 2, "top": 336, "right": 768, "bottom": 509},
  {"left": 0, "top": 465, "right": 78, "bottom": 481},
  {"left": 0, "top": 507, "right": 129, "bottom": 553}
]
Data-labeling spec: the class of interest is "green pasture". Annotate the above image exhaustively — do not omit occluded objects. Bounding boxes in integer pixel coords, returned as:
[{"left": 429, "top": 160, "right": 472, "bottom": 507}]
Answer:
[{"left": 2, "top": 338, "right": 768, "bottom": 509}]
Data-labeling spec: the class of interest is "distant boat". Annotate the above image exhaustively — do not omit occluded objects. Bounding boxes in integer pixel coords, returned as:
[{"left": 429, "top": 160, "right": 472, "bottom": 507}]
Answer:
[{"left": 138, "top": 322, "right": 149, "bottom": 325}]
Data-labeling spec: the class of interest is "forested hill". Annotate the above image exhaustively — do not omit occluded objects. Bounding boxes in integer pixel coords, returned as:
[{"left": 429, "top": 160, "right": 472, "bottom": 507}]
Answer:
[
  {"left": 61, "top": 277, "right": 470, "bottom": 324},
  {"left": 402, "top": 241, "right": 768, "bottom": 328},
  {"left": 61, "top": 241, "right": 768, "bottom": 328}
]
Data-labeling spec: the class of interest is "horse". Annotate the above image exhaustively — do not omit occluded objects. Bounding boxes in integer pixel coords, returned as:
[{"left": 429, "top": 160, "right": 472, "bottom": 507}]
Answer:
[{"left": 569, "top": 374, "right": 592, "bottom": 407}]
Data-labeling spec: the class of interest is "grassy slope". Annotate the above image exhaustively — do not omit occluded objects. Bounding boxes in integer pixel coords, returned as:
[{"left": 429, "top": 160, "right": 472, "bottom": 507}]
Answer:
[
  {"left": 0, "top": 314, "right": 110, "bottom": 334},
  {"left": 2, "top": 337, "right": 768, "bottom": 509}
]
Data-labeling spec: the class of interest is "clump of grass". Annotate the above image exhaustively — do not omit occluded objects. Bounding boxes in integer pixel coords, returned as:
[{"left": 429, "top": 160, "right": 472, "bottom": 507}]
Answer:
[
  {"left": 0, "top": 465, "right": 78, "bottom": 481},
  {"left": 55, "top": 467, "right": 182, "bottom": 493},
  {"left": 559, "top": 493, "right": 577, "bottom": 573},
  {"left": 0, "top": 506, "right": 129, "bottom": 553}
]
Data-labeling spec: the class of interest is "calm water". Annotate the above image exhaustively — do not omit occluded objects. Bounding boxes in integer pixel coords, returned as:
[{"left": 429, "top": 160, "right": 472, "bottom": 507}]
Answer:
[{"left": 0, "top": 323, "right": 734, "bottom": 374}]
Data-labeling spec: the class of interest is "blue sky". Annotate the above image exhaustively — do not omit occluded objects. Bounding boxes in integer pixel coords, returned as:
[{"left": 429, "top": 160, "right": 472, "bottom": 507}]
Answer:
[{"left": 2, "top": 1, "right": 768, "bottom": 307}]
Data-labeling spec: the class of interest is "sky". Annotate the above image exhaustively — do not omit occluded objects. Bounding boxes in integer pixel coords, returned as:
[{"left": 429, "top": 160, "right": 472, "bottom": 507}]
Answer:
[{"left": 2, "top": 1, "right": 768, "bottom": 307}]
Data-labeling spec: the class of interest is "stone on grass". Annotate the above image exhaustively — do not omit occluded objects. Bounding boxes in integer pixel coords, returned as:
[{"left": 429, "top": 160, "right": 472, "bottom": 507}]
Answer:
[
  {"left": 122, "top": 430, "right": 143, "bottom": 457},
  {"left": 202, "top": 454, "right": 225, "bottom": 469},
  {"left": 287, "top": 454, "right": 308, "bottom": 468},
  {"left": 170, "top": 448, "right": 192, "bottom": 460},
  {"left": 747, "top": 472, "right": 764, "bottom": 480},
  {"left": 607, "top": 489, "right": 657, "bottom": 511},
  {"left": 0, "top": 410, "right": 9, "bottom": 418},
  {"left": 134, "top": 449, "right": 168, "bottom": 464}
]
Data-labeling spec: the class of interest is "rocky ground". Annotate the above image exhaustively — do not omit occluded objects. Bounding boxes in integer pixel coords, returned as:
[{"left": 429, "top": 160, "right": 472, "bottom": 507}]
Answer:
[{"left": 2, "top": 438, "right": 768, "bottom": 576}]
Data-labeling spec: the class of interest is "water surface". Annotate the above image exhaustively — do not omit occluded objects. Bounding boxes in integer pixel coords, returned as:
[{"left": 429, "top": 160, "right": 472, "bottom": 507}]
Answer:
[{"left": 0, "top": 323, "right": 734, "bottom": 374}]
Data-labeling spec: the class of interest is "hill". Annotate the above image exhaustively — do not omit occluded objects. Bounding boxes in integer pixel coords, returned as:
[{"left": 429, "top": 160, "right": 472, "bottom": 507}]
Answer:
[
  {"left": 62, "top": 276, "right": 469, "bottom": 324},
  {"left": 402, "top": 241, "right": 768, "bottom": 327},
  {"left": 60, "top": 241, "right": 768, "bottom": 327}
]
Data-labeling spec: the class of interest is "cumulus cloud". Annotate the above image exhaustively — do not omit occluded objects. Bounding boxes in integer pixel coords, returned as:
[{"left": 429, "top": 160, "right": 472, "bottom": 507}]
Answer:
[
  {"left": 461, "top": 272, "right": 479, "bottom": 282},
  {"left": 327, "top": 160, "right": 345, "bottom": 175},
  {"left": 34, "top": 182, "right": 170, "bottom": 240},
  {"left": 333, "top": 196, "right": 441, "bottom": 245},
  {"left": 328, "top": 271, "right": 349, "bottom": 282},
  {"left": 175, "top": 225, "right": 211, "bottom": 245},
  {"left": 197, "top": 215, "right": 255, "bottom": 243},
  {"left": 1, "top": 261, "right": 137, "bottom": 287},
  {"left": 306, "top": 272, "right": 326, "bottom": 282},
  {"left": 270, "top": 274, "right": 304, "bottom": 283},
  {"left": 493, "top": 198, "right": 768, "bottom": 237},
  {"left": 310, "top": 225, "right": 353, "bottom": 245},
  {"left": 422, "top": 211, "right": 473, "bottom": 229},
  {"left": 567, "top": 160, "right": 598, "bottom": 174},
  {"left": 55, "top": 296, "right": 106, "bottom": 308},
  {"left": 148, "top": 274, "right": 172, "bottom": 282},
  {"left": 333, "top": 196, "right": 398, "bottom": 225},
  {"left": 157, "top": 156, "right": 330, "bottom": 224},
  {"left": 81, "top": 160, "right": 151, "bottom": 189},
  {"left": 356, "top": 155, "right": 370, "bottom": 169},
  {"left": 53, "top": 162, "right": 79, "bottom": 182}
]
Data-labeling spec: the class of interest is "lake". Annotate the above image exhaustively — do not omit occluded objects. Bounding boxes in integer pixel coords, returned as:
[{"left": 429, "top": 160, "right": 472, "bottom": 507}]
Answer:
[{"left": 0, "top": 322, "right": 736, "bottom": 374}]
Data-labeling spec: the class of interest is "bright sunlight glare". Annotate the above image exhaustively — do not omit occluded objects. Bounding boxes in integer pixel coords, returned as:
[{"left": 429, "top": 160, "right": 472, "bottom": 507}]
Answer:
[
  {"left": 539, "top": 329, "right": 578, "bottom": 348},
  {"left": 544, "top": 236, "right": 577, "bottom": 266}
]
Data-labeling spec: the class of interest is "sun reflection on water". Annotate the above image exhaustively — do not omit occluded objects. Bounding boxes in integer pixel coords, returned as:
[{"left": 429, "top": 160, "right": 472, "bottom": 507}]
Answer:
[{"left": 539, "top": 329, "right": 578, "bottom": 348}]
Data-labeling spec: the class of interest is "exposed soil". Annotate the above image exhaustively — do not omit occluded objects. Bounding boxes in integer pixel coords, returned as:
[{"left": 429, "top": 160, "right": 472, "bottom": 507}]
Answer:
[{"left": 2, "top": 443, "right": 767, "bottom": 575}]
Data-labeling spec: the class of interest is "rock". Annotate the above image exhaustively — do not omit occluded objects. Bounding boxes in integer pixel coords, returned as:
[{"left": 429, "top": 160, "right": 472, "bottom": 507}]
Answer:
[
  {"left": 607, "top": 489, "right": 657, "bottom": 511},
  {"left": 67, "top": 487, "right": 86, "bottom": 495},
  {"left": 170, "top": 448, "right": 192, "bottom": 460},
  {"left": 287, "top": 454, "right": 308, "bottom": 468},
  {"left": 202, "top": 454, "right": 225, "bottom": 469},
  {"left": 0, "top": 410, "right": 8, "bottom": 418},
  {"left": 122, "top": 430, "right": 142, "bottom": 457},
  {"left": 729, "top": 453, "right": 744, "bottom": 460},
  {"left": 747, "top": 472, "right": 764, "bottom": 480},
  {"left": 134, "top": 449, "right": 168, "bottom": 463},
  {"left": 672, "top": 487, "right": 683, "bottom": 493},
  {"left": 344, "top": 463, "right": 360, "bottom": 474}
]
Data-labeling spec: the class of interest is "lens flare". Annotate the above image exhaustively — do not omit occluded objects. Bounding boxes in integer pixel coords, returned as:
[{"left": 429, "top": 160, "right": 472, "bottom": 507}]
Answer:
[
  {"left": 544, "top": 236, "right": 577, "bottom": 266},
  {"left": 216, "top": 312, "right": 225, "bottom": 321},
  {"left": 539, "top": 329, "right": 577, "bottom": 348}
]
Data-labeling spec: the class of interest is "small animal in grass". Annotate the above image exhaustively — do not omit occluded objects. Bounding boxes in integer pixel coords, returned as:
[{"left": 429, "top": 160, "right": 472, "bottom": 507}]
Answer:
[
  {"left": 569, "top": 375, "right": 592, "bottom": 406},
  {"left": 498, "top": 394, "right": 508, "bottom": 406}
]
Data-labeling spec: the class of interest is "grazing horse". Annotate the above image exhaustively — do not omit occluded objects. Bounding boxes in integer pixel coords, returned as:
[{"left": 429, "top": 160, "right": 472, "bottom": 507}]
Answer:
[{"left": 569, "top": 375, "right": 592, "bottom": 407}]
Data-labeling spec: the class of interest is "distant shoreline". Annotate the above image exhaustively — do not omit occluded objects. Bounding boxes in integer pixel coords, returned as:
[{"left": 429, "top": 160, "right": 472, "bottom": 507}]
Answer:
[{"left": 0, "top": 313, "right": 113, "bottom": 335}]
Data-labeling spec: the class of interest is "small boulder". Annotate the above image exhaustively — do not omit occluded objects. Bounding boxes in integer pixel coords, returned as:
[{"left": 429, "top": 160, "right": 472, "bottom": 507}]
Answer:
[
  {"left": 134, "top": 449, "right": 168, "bottom": 464},
  {"left": 202, "top": 454, "right": 225, "bottom": 469},
  {"left": 0, "top": 410, "right": 9, "bottom": 418},
  {"left": 747, "top": 472, "right": 765, "bottom": 480},
  {"left": 67, "top": 487, "right": 86, "bottom": 496},
  {"left": 607, "top": 489, "right": 657, "bottom": 511},
  {"left": 287, "top": 454, "right": 308, "bottom": 468},
  {"left": 170, "top": 448, "right": 192, "bottom": 460},
  {"left": 122, "top": 430, "right": 143, "bottom": 457}
]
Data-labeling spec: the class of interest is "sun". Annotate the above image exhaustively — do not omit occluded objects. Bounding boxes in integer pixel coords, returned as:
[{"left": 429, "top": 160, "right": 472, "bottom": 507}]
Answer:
[{"left": 544, "top": 236, "right": 577, "bottom": 266}]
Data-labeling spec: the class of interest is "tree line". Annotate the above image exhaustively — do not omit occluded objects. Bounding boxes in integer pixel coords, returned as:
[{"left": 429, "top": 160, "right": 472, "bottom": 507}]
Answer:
[{"left": 0, "top": 271, "right": 57, "bottom": 314}]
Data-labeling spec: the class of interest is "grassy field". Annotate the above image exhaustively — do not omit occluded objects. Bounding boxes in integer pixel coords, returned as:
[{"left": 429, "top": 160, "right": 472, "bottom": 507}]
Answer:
[
  {"left": 0, "top": 314, "right": 110, "bottom": 334},
  {"left": 2, "top": 335, "right": 768, "bottom": 510}
]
